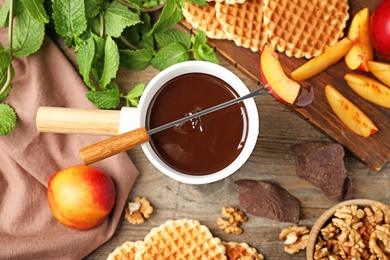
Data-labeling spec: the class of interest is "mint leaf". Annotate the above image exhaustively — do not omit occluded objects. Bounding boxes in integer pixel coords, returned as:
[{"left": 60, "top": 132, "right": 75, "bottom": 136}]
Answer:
[
  {"left": 119, "top": 12, "right": 153, "bottom": 49},
  {"left": 13, "top": 7, "right": 45, "bottom": 58},
  {"left": 104, "top": 1, "right": 141, "bottom": 38},
  {"left": 193, "top": 43, "right": 218, "bottom": 63},
  {"left": 151, "top": 42, "right": 189, "bottom": 70},
  {"left": 52, "top": 0, "right": 87, "bottom": 39},
  {"left": 86, "top": 83, "right": 121, "bottom": 109},
  {"left": 0, "top": 103, "right": 17, "bottom": 135},
  {"left": 188, "top": 0, "right": 208, "bottom": 6},
  {"left": 136, "top": 12, "right": 154, "bottom": 49},
  {"left": 193, "top": 29, "right": 218, "bottom": 63},
  {"left": 85, "top": 0, "right": 104, "bottom": 18},
  {"left": 0, "top": 0, "right": 11, "bottom": 27},
  {"left": 126, "top": 83, "right": 145, "bottom": 106},
  {"left": 91, "top": 34, "right": 105, "bottom": 87},
  {"left": 148, "top": 0, "right": 183, "bottom": 35},
  {"left": 0, "top": 45, "right": 12, "bottom": 69},
  {"left": 155, "top": 28, "right": 191, "bottom": 48},
  {"left": 75, "top": 36, "right": 95, "bottom": 89},
  {"left": 127, "top": 83, "right": 145, "bottom": 99},
  {"left": 124, "top": 0, "right": 160, "bottom": 9},
  {"left": 124, "top": 0, "right": 143, "bottom": 9},
  {"left": 20, "top": 0, "right": 49, "bottom": 23},
  {"left": 119, "top": 48, "right": 155, "bottom": 71},
  {"left": 98, "top": 36, "right": 119, "bottom": 89},
  {"left": 193, "top": 28, "right": 207, "bottom": 45}
]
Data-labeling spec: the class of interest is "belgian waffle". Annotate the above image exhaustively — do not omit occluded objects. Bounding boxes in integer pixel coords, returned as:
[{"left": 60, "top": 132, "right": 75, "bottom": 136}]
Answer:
[
  {"left": 223, "top": 241, "right": 265, "bottom": 260},
  {"left": 262, "top": 0, "right": 350, "bottom": 58},
  {"left": 135, "top": 219, "right": 227, "bottom": 259},
  {"left": 106, "top": 241, "right": 143, "bottom": 260},
  {"left": 215, "top": 0, "right": 268, "bottom": 52},
  {"left": 107, "top": 219, "right": 267, "bottom": 259},
  {"left": 182, "top": 1, "right": 227, "bottom": 39}
]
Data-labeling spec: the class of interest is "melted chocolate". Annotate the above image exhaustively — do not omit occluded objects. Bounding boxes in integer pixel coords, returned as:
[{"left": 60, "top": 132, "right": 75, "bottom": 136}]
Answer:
[
  {"left": 146, "top": 73, "right": 249, "bottom": 175},
  {"left": 294, "top": 85, "right": 314, "bottom": 107}
]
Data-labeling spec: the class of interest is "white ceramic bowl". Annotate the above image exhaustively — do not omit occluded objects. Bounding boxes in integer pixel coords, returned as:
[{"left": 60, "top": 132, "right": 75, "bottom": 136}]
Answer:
[{"left": 120, "top": 61, "right": 259, "bottom": 184}]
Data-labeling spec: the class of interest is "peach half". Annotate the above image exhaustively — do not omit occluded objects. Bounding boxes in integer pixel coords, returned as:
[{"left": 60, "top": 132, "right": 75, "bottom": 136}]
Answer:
[
  {"left": 47, "top": 165, "right": 116, "bottom": 230},
  {"left": 367, "top": 61, "right": 390, "bottom": 87},
  {"left": 324, "top": 84, "right": 378, "bottom": 137},
  {"left": 291, "top": 38, "right": 353, "bottom": 81},
  {"left": 345, "top": 8, "right": 374, "bottom": 72},
  {"left": 260, "top": 44, "right": 313, "bottom": 106},
  {"left": 344, "top": 73, "right": 390, "bottom": 109}
]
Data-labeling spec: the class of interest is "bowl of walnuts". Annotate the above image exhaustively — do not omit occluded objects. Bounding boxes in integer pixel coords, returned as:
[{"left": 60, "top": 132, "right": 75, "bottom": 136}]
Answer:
[{"left": 306, "top": 199, "right": 390, "bottom": 259}]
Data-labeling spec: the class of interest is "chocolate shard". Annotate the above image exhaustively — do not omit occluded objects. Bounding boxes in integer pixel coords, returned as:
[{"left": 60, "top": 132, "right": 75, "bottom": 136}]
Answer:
[
  {"left": 234, "top": 180, "right": 300, "bottom": 223},
  {"left": 290, "top": 142, "right": 353, "bottom": 201}
]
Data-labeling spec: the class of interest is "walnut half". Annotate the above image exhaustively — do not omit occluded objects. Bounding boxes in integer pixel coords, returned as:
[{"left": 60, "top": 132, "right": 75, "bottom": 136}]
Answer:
[
  {"left": 279, "top": 225, "right": 310, "bottom": 254},
  {"left": 217, "top": 207, "right": 247, "bottom": 235},
  {"left": 125, "top": 197, "right": 154, "bottom": 225}
]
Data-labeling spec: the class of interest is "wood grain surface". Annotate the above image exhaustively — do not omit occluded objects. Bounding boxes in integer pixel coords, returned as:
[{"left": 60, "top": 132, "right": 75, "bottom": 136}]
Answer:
[
  {"left": 55, "top": 0, "right": 390, "bottom": 259},
  {"left": 83, "top": 59, "right": 390, "bottom": 260},
  {"left": 182, "top": 0, "right": 390, "bottom": 171}
]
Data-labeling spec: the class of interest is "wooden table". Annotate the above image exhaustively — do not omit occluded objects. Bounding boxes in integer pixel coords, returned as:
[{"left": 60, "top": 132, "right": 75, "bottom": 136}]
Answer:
[{"left": 79, "top": 50, "right": 390, "bottom": 259}]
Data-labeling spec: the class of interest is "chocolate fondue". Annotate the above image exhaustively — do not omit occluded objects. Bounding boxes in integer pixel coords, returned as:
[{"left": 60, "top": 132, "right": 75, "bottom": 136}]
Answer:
[{"left": 146, "top": 73, "right": 249, "bottom": 175}]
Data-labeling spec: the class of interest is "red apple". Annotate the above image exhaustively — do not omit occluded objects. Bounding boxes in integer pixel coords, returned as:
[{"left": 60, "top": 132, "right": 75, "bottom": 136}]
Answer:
[
  {"left": 260, "top": 44, "right": 313, "bottom": 106},
  {"left": 370, "top": 0, "right": 390, "bottom": 59},
  {"left": 47, "top": 165, "right": 116, "bottom": 230}
]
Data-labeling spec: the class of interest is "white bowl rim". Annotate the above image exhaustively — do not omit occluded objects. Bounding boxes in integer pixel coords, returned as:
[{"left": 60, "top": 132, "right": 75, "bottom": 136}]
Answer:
[{"left": 139, "top": 61, "right": 259, "bottom": 184}]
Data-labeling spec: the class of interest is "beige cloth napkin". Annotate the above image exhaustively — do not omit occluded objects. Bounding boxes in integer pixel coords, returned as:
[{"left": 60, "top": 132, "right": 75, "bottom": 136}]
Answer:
[{"left": 0, "top": 32, "right": 139, "bottom": 259}]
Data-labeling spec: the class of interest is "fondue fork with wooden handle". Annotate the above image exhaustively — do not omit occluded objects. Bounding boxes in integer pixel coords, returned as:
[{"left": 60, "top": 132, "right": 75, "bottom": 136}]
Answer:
[{"left": 77, "top": 86, "right": 271, "bottom": 165}]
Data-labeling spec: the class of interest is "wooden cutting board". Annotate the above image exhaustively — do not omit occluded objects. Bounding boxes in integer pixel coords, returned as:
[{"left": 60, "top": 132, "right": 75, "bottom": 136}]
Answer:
[{"left": 182, "top": 0, "right": 390, "bottom": 171}]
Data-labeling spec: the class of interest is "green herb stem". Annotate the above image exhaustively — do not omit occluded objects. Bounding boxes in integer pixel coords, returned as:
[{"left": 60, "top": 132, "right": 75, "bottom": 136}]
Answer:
[
  {"left": 116, "top": 0, "right": 139, "bottom": 10},
  {"left": 119, "top": 35, "right": 138, "bottom": 50},
  {"left": 0, "top": 66, "right": 13, "bottom": 96},
  {"left": 99, "top": 12, "right": 104, "bottom": 37},
  {"left": 0, "top": 0, "right": 14, "bottom": 97}
]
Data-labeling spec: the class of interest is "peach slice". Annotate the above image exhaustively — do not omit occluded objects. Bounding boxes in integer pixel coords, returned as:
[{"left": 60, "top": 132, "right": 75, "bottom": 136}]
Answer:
[
  {"left": 260, "top": 44, "right": 313, "bottom": 106},
  {"left": 324, "top": 84, "right": 378, "bottom": 137},
  {"left": 344, "top": 73, "right": 390, "bottom": 109},
  {"left": 345, "top": 8, "right": 374, "bottom": 72},
  {"left": 291, "top": 38, "right": 353, "bottom": 81},
  {"left": 367, "top": 61, "right": 390, "bottom": 87}
]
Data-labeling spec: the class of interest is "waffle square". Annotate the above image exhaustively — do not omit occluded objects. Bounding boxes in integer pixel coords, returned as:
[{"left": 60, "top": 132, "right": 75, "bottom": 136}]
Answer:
[
  {"left": 182, "top": 2, "right": 227, "bottom": 40},
  {"left": 223, "top": 241, "right": 265, "bottom": 259},
  {"left": 107, "top": 241, "right": 144, "bottom": 260},
  {"left": 262, "top": 0, "right": 350, "bottom": 58},
  {"left": 215, "top": 0, "right": 268, "bottom": 52},
  {"left": 135, "top": 219, "right": 227, "bottom": 259}
]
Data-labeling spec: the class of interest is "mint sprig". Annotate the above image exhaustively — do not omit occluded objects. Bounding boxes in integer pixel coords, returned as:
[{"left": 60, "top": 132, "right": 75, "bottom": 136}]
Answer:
[{"left": 0, "top": 0, "right": 217, "bottom": 136}]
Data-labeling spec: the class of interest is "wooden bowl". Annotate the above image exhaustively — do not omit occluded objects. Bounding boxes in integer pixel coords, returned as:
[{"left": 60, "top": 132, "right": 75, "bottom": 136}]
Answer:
[{"left": 306, "top": 199, "right": 378, "bottom": 260}]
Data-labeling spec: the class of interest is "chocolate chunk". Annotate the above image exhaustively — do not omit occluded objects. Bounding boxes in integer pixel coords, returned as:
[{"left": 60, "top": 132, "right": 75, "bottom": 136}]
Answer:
[
  {"left": 234, "top": 180, "right": 300, "bottom": 223},
  {"left": 290, "top": 142, "right": 353, "bottom": 201}
]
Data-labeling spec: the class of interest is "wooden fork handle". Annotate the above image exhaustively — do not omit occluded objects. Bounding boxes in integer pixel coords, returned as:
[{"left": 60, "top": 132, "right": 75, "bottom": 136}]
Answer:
[
  {"left": 79, "top": 127, "right": 150, "bottom": 165},
  {"left": 36, "top": 107, "right": 121, "bottom": 136}
]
